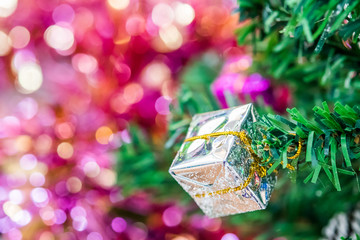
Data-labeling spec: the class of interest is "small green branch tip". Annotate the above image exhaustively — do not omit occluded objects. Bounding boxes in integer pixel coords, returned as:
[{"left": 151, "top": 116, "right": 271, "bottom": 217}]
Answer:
[{"left": 255, "top": 101, "right": 360, "bottom": 191}]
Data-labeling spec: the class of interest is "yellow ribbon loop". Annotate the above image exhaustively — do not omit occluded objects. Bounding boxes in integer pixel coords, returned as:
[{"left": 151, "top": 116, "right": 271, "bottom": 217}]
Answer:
[
  {"left": 287, "top": 139, "right": 302, "bottom": 160},
  {"left": 184, "top": 130, "right": 300, "bottom": 198}
]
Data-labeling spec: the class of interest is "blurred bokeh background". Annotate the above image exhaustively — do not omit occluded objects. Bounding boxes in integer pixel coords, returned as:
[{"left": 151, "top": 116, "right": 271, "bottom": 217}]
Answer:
[{"left": 0, "top": 0, "right": 267, "bottom": 239}]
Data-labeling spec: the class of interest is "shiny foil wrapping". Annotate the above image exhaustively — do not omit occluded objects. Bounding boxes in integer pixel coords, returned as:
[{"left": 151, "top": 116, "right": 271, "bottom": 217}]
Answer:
[{"left": 169, "top": 104, "right": 276, "bottom": 218}]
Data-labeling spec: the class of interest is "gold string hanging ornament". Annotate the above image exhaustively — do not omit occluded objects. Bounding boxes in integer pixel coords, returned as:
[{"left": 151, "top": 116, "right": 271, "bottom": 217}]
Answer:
[
  {"left": 169, "top": 104, "right": 297, "bottom": 217},
  {"left": 184, "top": 130, "right": 300, "bottom": 198}
]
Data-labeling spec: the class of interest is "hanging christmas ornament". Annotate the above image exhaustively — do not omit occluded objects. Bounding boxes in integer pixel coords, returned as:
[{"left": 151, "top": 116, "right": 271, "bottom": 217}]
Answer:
[{"left": 169, "top": 104, "right": 276, "bottom": 218}]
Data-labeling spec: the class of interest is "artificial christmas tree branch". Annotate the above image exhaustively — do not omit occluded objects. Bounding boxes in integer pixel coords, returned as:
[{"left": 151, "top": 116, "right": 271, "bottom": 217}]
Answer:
[
  {"left": 255, "top": 102, "right": 360, "bottom": 191},
  {"left": 234, "top": 0, "right": 360, "bottom": 193},
  {"left": 236, "top": 0, "right": 360, "bottom": 109}
]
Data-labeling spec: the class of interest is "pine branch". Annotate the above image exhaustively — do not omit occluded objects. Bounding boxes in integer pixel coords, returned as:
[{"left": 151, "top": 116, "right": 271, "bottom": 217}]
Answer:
[
  {"left": 236, "top": 0, "right": 360, "bottom": 111},
  {"left": 255, "top": 101, "right": 360, "bottom": 190}
]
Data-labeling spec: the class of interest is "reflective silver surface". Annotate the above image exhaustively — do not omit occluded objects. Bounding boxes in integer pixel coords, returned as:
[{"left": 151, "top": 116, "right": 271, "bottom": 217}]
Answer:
[{"left": 169, "top": 104, "right": 276, "bottom": 218}]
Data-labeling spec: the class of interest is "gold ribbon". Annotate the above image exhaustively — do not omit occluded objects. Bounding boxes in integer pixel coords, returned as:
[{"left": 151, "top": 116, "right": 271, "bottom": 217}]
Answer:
[
  {"left": 184, "top": 131, "right": 244, "bottom": 142},
  {"left": 184, "top": 130, "right": 300, "bottom": 198}
]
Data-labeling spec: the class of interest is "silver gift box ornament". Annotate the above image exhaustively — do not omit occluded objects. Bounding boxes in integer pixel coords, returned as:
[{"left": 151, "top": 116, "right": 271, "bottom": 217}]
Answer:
[{"left": 169, "top": 104, "right": 276, "bottom": 218}]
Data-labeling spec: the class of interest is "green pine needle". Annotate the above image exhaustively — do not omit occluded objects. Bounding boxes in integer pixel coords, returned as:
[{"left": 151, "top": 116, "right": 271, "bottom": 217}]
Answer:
[{"left": 257, "top": 101, "right": 360, "bottom": 191}]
